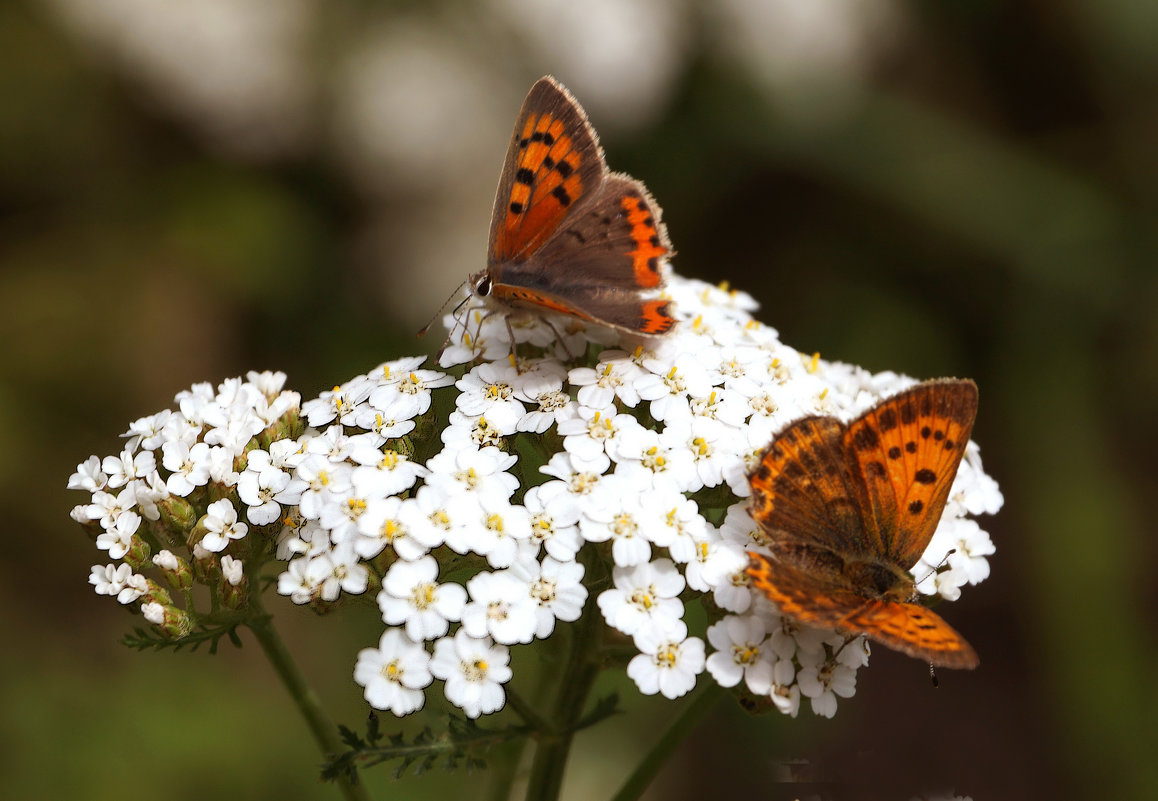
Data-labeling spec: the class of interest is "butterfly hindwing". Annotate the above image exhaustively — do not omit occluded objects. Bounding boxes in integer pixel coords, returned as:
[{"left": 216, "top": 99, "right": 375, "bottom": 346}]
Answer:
[
  {"left": 843, "top": 380, "right": 978, "bottom": 568},
  {"left": 843, "top": 598, "right": 979, "bottom": 668},
  {"left": 747, "top": 551, "right": 867, "bottom": 630},
  {"left": 528, "top": 174, "right": 671, "bottom": 291},
  {"left": 488, "top": 77, "right": 607, "bottom": 265},
  {"left": 489, "top": 174, "right": 675, "bottom": 334},
  {"left": 748, "top": 552, "right": 980, "bottom": 668},
  {"left": 749, "top": 415, "right": 886, "bottom": 558}
]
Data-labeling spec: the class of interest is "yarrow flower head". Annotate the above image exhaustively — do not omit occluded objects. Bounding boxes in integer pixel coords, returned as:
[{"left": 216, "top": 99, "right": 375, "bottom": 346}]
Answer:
[{"left": 68, "top": 275, "right": 1002, "bottom": 726}]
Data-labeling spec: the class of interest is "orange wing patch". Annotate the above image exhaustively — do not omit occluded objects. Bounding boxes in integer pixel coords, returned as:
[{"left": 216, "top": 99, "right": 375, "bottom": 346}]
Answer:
[
  {"left": 844, "top": 380, "right": 977, "bottom": 567},
  {"left": 620, "top": 192, "right": 666, "bottom": 288},
  {"left": 638, "top": 299, "right": 676, "bottom": 335}
]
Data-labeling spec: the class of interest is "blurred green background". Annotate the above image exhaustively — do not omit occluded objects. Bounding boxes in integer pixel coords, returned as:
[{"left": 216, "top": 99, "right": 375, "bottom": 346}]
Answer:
[{"left": 4, "top": 0, "right": 1156, "bottom": 799}]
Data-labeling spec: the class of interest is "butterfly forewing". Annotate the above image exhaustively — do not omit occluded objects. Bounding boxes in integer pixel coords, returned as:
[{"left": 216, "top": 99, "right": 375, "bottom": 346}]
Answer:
[
  {"left": 489, "top": 77, "right": 607, "bottom": 264},
  {"left": 749, "top": 415, "right": 886, "bottom": 558},
  {"left": 843, "top": 380, "right": 978, "bottom": 569}
]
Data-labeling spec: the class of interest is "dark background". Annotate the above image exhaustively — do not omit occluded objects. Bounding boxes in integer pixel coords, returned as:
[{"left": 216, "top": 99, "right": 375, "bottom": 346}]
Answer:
[{"left": 3, "top": 1, "right": 1155, "bottom": 799}]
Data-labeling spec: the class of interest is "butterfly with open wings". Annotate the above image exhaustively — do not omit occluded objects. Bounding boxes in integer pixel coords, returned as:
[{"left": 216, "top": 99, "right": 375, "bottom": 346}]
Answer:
[{"left": 746, "top": 379, "right": 981, "bottom": 669}]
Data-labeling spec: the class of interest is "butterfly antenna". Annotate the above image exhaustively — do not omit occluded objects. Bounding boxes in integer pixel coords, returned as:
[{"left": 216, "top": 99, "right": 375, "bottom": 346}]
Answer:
[
  {"left": 914, "top": 547, "right": 958, "bottom": 588},
  {"left": 417, "top": 280, "right": 470, "bottom": 338},
  {"left": 929, "top": 663, "right": 940, "bottom": 688}
]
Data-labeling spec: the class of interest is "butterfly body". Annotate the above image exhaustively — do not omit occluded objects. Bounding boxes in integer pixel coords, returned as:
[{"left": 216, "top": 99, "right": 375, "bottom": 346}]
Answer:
[
  {"left": 470, "top": 77, "right": 676, "bottom": 338},
  {"left": 746, "top": 379, "right": 981, "bottom": 669}
]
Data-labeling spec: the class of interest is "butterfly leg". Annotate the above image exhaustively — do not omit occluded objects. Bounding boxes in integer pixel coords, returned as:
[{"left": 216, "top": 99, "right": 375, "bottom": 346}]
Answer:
[{"left": 538, "top": 316, "right": 576, "bottom": 360}]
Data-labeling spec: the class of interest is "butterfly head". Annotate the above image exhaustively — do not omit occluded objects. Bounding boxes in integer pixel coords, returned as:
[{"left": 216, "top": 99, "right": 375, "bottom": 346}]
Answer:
[{"left": 470, "top": 270, "right": 493, "bottom": 299}]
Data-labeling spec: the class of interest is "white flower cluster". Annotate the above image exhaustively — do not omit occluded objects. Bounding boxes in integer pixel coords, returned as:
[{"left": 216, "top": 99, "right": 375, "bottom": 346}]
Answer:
[
  {"left": 67, "top": 274, "right": 1003, "bottom": 721},
  {"left": 69, "top": 372, "right": 302, "bottom": 633}
]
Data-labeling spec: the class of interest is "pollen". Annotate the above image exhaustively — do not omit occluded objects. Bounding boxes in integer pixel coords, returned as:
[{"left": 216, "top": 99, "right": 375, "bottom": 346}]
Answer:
[
  {"left": 412, "top": 583, "right": 435, "bottom": 609},
  {"left": 807, "top": 352, "right": 820, "bottom": 373},
  {"left": 629, "top": 588, "right": 655, "bottom": 610}
]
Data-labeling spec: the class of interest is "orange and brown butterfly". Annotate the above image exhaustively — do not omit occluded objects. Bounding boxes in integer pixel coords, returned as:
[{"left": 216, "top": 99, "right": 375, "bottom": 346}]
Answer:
[
  {"left": 467, "top": 76, "right": 676, "bottom": 338},
  {"left": 745, "top": 379, "right": 981, "bottom": 669}
]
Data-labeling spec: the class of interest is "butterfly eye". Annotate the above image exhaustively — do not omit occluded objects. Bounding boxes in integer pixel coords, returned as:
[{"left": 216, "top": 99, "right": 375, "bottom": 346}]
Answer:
[{"left": 475, "top": 275, "right": 493, "bottom": 297}]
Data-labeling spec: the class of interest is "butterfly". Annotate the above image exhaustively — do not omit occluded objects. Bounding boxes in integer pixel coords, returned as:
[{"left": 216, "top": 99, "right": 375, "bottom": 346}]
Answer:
[
  {"left": 466, "top": 76, "right": 676, "bottom": 340},
  {"left": 745, "top": 379, "right": 981, "bottom": 669}
]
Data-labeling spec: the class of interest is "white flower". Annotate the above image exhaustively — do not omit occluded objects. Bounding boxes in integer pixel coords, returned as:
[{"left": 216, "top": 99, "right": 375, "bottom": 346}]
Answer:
[
  {"left": 68, "top": 456, "right": 107, "bottom": 493},
  {"left": 237, "top": 460, "right": 295, "bottom": 526},
  {"left": 85, "top": 485, "right": 138, "bottom": 531},
  {"left": 539, "top": 452, "right": 610, "bottom": 499},
  {"left": 705, "top": 615, "right": 774, "bottom": 694},
  {"left": 352, "top": 495, "right": 428, "bottom": 561},
  {"left": 201, "top": 499, "right": 248, "bottom": 552},
  {"left": 425, "top": 446, "right": 519, "bottom": 501},
  {"left": 430, "top": 630, "right": 513, "bottom": 718},
  {"left": 349, "top": 447, "right": 426, "bottom": 497},
  {"left": 378, "top": 556, "right": 467, "bottom": 641},
  {"left": 162, "top": 440, "right": 212, "bottom": 497},
  {"left": 522, "top": 484, "right": 583, "bottom": 562},
  {"left": 277, "top": 557, "right": 319, "bottom": 604},
  {"left": 597, "top": 559, "right": 686, "bottom": 638},
  {"left": 461, "top": 570, "right": 538, "bottom": 645},
  {"left": 568, "top": 351, "right": 645, "bottom": 408},
  {"left": 295, "top": 454, "right": 353, "bottom": 520},
  {"left": 464, "top": 495, "right": 532, "bottom": 569},
  {"left": 354, "top": 628, "right": 433, "bottom": 716},
  {"left": 402, "top": 485, "right": 461, "bottom": 551},
  {"left": 367, "top": 363, "right": 452, "bottom": 417},
  {"left": 517, "top": 389, "right": 575, "bottom": 434},
  {"left": 89, "top": 563, "right": 148, "bottom": 604},
  {"left": 627, "top": 627, "right": 706, "bottom": 699},
  {"left": 611, "top": 425, "right": 697, "bottom": 491},
  {"left": 301, "top": 376, "right": 374, "bottom": 428},
  {"left": 660, "top": 416, "right": 732, "bottom": 491},
  {"left": 305, "top": 542, "right": 369, "bottom": 601},
  {"left": 634, "top": 355, "right": 712, "bottom": 423},
  {"left": 579, "top": 483, "right": 659, "bottom": 567},
  {"left": 796, "top": 649, "right": 857, "bottom": 719},
  {"left": 95, "top": 511, "right": 140, "bottom": 559},
  {"left": 456, "top": 362, "right": 527, "bottom": 432},
  {"left": 557, "top": 406, "right": 641, "bottom": 467},
  {"left": 102, "top": 446, "right": 156, "bottom": 489},
  {"left": 220, "top": 555, "right": 244, "bottom": 586},
  {"left": 511, "top": 557, "right": 587, "bottom": 639},
  {"left": 141, "top": 602, "right": 166, "bottom": 626},
  {"left": 769, "top": 681, "right": 802, "bottom": 718}
]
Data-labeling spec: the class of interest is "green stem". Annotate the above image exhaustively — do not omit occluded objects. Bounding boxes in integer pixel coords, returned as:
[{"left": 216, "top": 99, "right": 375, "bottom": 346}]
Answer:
[
  {"left": 505, "top": 687, "right": 554, "bottom": 734},
  {"left": 608, "top": 682, "right": 722, "bottom": 801},
  {"left": 522, "top": 592, "right": 605, "bottom": 801},
  {"left": 485, "top": 738, "right": 529, "bottom": 801},
  {"left": 246, "top": 598, "right": 371, "bottom": 801}
]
